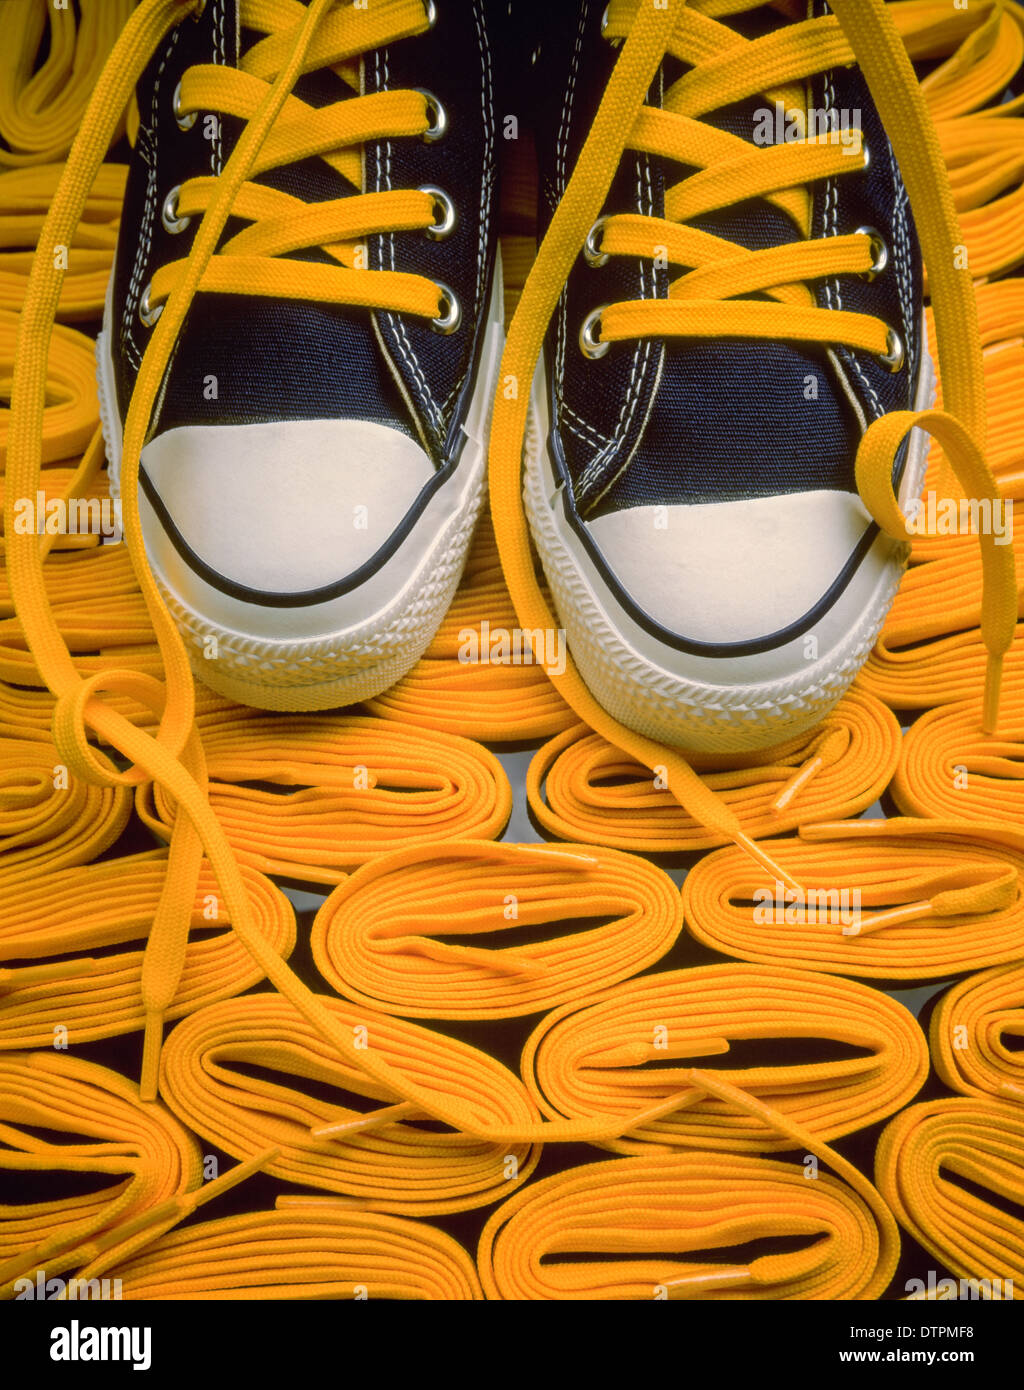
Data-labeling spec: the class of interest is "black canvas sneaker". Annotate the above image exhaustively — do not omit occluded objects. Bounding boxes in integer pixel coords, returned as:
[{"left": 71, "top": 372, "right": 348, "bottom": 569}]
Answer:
[{"left": 97, "top": 0, "right": 501, "bottom": 710}]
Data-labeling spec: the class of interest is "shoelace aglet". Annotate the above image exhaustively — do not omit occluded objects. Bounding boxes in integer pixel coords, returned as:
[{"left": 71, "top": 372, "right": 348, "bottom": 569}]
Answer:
[
  {"left": 139, "top": 1009, "right": 164, "bottom": 1103},
  {"left": 772, "top": 756, "right": 823, "bottom": 813},
  {"left": 849, "top": 900, "right": 933, "bottom": 937},
  {"left": 662, "top": 1265, "right": 753, "bottom": 1297},
  {"left": 0, "top": 957, "right": 95, "bottom": 990},
  {"left": 311, "top": 1101, "right": 420, "bottom": 1140},
  {"left": 510, "top": 844, "right": 600, "bottom": 866},
  {"left": 275, "top": 1193, "right": 377, "bottom": 1212},
  {"left": 983, "top": 653, "right": 1004, "bottom": 735},
  {"left": 735, "top": 833, "right": 803, "bottom": 894}
]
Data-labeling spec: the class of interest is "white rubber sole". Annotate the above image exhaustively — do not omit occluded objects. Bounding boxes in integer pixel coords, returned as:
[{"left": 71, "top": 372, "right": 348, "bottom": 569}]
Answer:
[
  {"left": 96, "top": 253, "right": 505, "bottom": 712},
  {"left": 524, "top": 324, "right": 935, "bottom": 754}
]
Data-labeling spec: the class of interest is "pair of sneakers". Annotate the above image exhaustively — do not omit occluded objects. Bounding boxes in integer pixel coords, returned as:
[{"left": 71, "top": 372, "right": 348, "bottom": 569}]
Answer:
[{"left": 98, "top": 0, "right": 932, "bottom": 754}]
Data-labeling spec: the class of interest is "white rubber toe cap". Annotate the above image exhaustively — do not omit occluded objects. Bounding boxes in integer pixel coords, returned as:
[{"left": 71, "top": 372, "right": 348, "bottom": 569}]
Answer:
[
  {"left": 586, "top": 490, "right": 875, "bottom": 646},
  {"left": 139, "top": 417, "right": 434, "bottom": 597}
]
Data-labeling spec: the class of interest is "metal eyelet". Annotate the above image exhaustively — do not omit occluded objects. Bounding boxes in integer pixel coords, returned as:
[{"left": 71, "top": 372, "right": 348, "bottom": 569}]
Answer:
[
  {"left": 420, "top": 186, "right": 456, "bottom": 240},
  {"left": 161, "top": 185, "right": 192, "bottom": 235},
  {"left": 417, "top": 89, "right": 448, "bottom": 143},
  {"left": 855, "top": 226, "right": 888, "bottom": 281},
  {"left": 583, "top": 216, "right": 609, "bottom": 268},
  {"left": 139, "top": 281, "right": 163, "bottom": 327},
  {"left": 423, "top": 0, "right": 437, "bottom": 28},
  {"left": 431, "top": 282, "right": 461, "bottom": 334},
  {"left": 859, "top": 138, "right": 871, "bottom": 173},
  {"left": 877, "top": 327, "right": 905, "bottom": 373},
  {"left": 172, "top": 80, "right": 197, "bottom": 131},
  {"left": 579, "top": 305, "right": 609, "bottom": 359}
]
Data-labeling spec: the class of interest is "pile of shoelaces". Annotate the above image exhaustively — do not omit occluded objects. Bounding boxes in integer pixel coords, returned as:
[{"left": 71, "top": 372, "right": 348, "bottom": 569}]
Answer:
[{"left": 1, "top": 0, "right": 1023, "bottom": 1301}]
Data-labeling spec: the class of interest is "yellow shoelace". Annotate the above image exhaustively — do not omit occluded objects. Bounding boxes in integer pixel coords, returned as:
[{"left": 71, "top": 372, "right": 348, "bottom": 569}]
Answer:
[
  {"left": 310, "top": 839, "right": 682, "bottom": 1019},
  {"left": 157, "top": 991, "right": 542, "bottom": 1215},
  {"left": 521, "top": 963, "right": 928, "bottom": 1155},
  {"left": 894, "top": 682, "right": 1024, "bottom": 822},
  {"left": 527, "top": 689, "right": 900, "bottom": 851},
  {"left": 0, "top": 850, "right": 295, "bottom": 1049},
  {"left": 876, "top": 1095, "right": 1024, "bottom": 1298},
  {"left": 930, "top": 961, "right": 1024, "bottom": 1102},
  {"left": 135, "top": 709, "right": 513, "bottom": 886},
  {"left": 479, "top": 1069, "right": 901, "bottom": 1301},
  {"left": 0, "top": 0, "right": 135, "bottom": 169},
  {"left": 109, "top": 1203, "right": 483, "bottom": 1300},
  {"left": 0, "top": 1050, "right": 200, "bottom": 1299},
  {"left": 683, "top": 817, "right": 1024, "bottom": 980}
]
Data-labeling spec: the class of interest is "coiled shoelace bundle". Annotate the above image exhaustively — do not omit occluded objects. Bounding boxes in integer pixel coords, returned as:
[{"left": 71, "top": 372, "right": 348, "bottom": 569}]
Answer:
[
  {"left": 527, "top": 691, "right": 900, "bottom": 852},
  {"left": 893, "top": 686, "right": 1024, "bottom": 823},
  {"left": 110, "top": 1203, "right": 482, "bottom": 1301},
  {"left": 158, "top": 993, "right": 542, "bottom": 1215},
  {"left": 930, "top": 962, "right": 1024, "bottom": 1101},
  {"left": 0, "top": 314, "right": 97, "bottom": 468},
  {"left": 136, "top": 712, "right": 512, "bottom": 886},
  {"left": 478, "top": 1149, "right": 894, "bottom": 1302},
  {"left": 522, "top": 964, "right": 928, "bottom": 1155},
  {"left": 682, "top": 818, "right": 1024, "bottom": 980},
  {"left": 0, "top": 736, "right": 131, "bottom": 887},
  {"left": 365, "top": 515, "right": 575, "bottom": 742},
  {"left": 0, "top": 0, "right": 134, "bottom": 168},
  {"left": 876, "top": 1096, "right": 1024, "bottom": 1297},
  {"left": 0, "top": 1051, "right": 200, "bottom": 1299},
  {"left": 310, "top": 840, "right": 682, "bottom": 1020},
  {"left": 0, "top": 164, "right": 126, "bottom": 321},
  {"left": 0, "top": 851, "right": 295, "bottom": 1049}
]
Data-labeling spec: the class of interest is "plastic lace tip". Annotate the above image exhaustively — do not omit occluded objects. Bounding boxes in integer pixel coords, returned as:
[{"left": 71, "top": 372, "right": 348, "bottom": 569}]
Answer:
[
  {"left": 982, "top": 654, "right": 1004, "bottom": 735},
  {"left": 275, "top": 1193, "right": 375, "bottom": 1212},
  {"left": 0, "top": 957, "right": 96, "bottom": 991},
  {"left": 511, "top": 844, "right": 600, "bottom": 866},
  {"left": 139, "top": 1010, "right": 163, "bottom": 1103},
  {"left": 311, "top": 1101, "right": 418, "bottom": 1140},
  {"left": 734, "top": 833, "right": 802, "bottom": 894}
]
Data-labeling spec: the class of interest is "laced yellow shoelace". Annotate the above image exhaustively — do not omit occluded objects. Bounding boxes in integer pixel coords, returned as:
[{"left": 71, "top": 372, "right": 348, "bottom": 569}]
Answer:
[
  {"left": 3, "top": 0, "right": 1024, "bottom": 1296},
  {"left": 109, "top": 1204, "right": 483, "bottom": 1300},
  {"left": 521, "top": 963, "right": 928, "bottom": 1156},
  {"left": 310, "top": 839, "right": 682, "bottom": 1019},
  {"left": 488, "top": 0, "right": 1016, "bottom": 862},
  {"left": 682, "top": 817, "right": 1024, "bottom": 980}
]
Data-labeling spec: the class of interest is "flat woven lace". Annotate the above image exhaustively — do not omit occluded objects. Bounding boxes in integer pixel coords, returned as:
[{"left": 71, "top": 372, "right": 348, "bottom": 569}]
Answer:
[{"left": 3, "top": 0, "right": 1024, "bottom": 1291}]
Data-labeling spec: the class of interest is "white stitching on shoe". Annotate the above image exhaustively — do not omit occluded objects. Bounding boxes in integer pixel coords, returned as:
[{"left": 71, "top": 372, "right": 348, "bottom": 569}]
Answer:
[
  {"left": 554, "top": 0, "right": 588, "bottom": 414},
  {"left": 122, "top": 26, "right": 181, "bottom": 372},
  {"left": 889, "top": 144, "right": 914, "bottom": 372}
]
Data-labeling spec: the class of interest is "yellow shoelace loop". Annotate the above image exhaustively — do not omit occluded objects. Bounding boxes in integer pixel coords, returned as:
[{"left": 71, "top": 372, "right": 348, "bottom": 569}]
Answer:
[
  {"left": 876, "top": 1095, "right": 1024, "bottom": 1298},
  {"left": 109, "top": 1203, "right": 483, "bottom": 1301},
  {"left": 310, "top": 840, "right": 682, "bottom": 1020},
  {"left": 157, "top": 992, "right": 542, "bottom": 1215},
  {"left": 527, "top": 689, "right": 899, "bottom": 852},
  {"left": 487, "top": 0, "right": 1014, "bottom": 882},
  {"left": 930, "top": 961, "right": 1024, "bottom": 1103},
  {"left": 521, "top": 963, "right": 928, "bottom": 1156},
  {"left": 0, "top": 851, "right": 295, "bottom": 1049},
  {"left": 479, "top": 1068, "right": 900, "bottom": 1301},
  {"left": 893, "top": 683, "right": 1024, "bottom": 822},
  {"left": 135, "top": 711, "right": 513, "bottom": 886},
  {"left": 683, "top": 816, "right": 1024, "bottom": 980},
  {"left": 0, "top": 1050, "right": 200, "bottom": 1300},
  {"left": 0, "top": 0, "right": 135, "bottom": 169}
]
